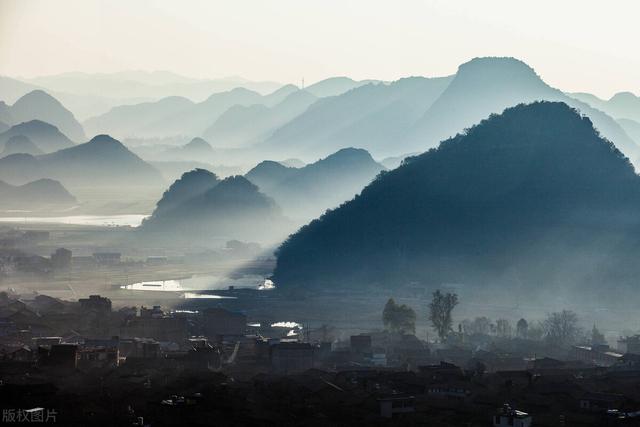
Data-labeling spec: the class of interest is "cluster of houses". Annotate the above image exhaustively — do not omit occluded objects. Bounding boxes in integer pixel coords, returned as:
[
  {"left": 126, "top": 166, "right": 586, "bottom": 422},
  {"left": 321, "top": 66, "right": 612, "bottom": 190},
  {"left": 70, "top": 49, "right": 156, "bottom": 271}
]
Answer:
[{"left": 3, "top": 290, "right": 640, "bottom": 424}]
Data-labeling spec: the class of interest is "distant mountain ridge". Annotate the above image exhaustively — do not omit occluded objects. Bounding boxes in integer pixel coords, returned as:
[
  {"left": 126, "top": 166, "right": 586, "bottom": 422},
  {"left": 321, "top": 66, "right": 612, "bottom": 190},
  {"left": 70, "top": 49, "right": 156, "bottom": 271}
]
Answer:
[
  {"left": 246, "top": 147, "right": 385, "bottom": 220},
  {"left": 0, "top": 178, "right": 76, "bottom": 210},
  {"left": 0, "top": 120, "right": 74, "bottom": 153},
  {"left": 0, "top": 134, "right": 162, "bottom": 189},
  {"left": 273, "top": 102, "right": 640, "bottom": 291},
  {"left": 2, "top": 90, "right": 86, "bottom": 142}
]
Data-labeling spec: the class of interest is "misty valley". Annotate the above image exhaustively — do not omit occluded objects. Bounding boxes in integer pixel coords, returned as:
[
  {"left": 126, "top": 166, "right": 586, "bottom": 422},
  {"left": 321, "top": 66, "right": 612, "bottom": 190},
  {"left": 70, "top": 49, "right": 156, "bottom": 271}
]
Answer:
[{"left": 3, "top": 19, "right": 640, "bottom": 424}]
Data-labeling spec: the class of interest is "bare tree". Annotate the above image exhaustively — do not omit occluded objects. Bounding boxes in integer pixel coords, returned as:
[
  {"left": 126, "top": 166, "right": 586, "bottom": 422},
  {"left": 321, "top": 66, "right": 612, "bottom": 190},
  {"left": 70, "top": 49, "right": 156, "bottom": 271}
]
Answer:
[
  {"left": 428, "top": 290, "right": 459, "bottom": 340},
  {"left": 543, "top": 310, "right": 581, "bottom": 347}
]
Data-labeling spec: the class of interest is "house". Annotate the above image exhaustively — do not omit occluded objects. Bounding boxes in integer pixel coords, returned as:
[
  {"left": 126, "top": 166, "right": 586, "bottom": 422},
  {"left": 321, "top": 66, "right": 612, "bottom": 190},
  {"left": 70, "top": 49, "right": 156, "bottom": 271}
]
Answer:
[
  {"left": 378, "top": 395, "right": 415, "bottom": 418},
  {"left": 350, "top": 335, "right": 372, "bottom": 355},
  {"left": 570, "top": 345, "right": 623, "bottom": 367},
  {"left": 50, "top": 248, "right": 72, "bottom": 270},
  {"left": 493, "top": 404, "right": 532, "bottom": 427},
  {"left": 271, "top": 342, "right": 316, "bottom": 374},
  {"left": 92, "top": 252, "right": 121, "bottom": 265},
  {"left": 79, "top": 295, "right": 112, "bottom": 313},
  {"left": 579, "top": 392, "right": 625, "bottom": 412},
  {"left": 202, "top": 308, "right": 246, "bottom": 338}
]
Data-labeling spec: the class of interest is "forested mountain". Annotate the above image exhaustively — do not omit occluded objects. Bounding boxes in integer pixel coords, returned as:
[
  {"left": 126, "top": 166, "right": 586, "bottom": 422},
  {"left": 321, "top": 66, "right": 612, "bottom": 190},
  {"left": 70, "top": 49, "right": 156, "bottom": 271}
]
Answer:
[
  {"left": 273, "top": 102, "right": 640, "bottom": 291},
  {"left": 0, "top": 135, "right": 43, "bottom": 157},
  {"left": 140, "top": 174, "right": 290, "bottom": 244}
]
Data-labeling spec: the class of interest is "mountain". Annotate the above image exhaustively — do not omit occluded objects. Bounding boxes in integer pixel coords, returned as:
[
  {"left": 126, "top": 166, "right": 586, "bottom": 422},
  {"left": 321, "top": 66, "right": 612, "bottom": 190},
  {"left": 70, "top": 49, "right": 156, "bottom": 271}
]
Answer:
[
  {"left": 0, "top": 135, "right": 43, "bottom": 157},
  {"left": 0, "top": 121, "right": 8, "bottom": 133},
  {"left": 0, "top": 178, "right": 76, "bottom": 211},
  {"left": 619, "top": 119, "right": 640, "bottom": 147},
  {"left": 246, "top": 147, "right": 385, "bottom": 220},
  {"left": 203, "top": 90, "right": 318, "bottom": 147},
  {"left": 8, "top": 90, "right": 85, "bottom": 141},
  {"left": 159, "top": 137, "right": 214, "bottom": 160},
  {"left": 380, "top": 152, "right": 419, "bottom": 170},
  {"left": 140, "top": 175, "right": 290, "bottom": 244},
  {"left": 305, "top": 77, "right": 376, "bottom": 98},
  {"left": 151, "top": 168, "right": 219, "bottom": 216},
  {"left": 263, "top": 76, "right": 452, "bottom": 159},
  {"left": 571, "top": 91, "right": 640, "bottom": 123},
  {"left": 0, "top": 76, "right": 41, "bottom": 104},
  {"left": 273, "top": 102, "right": 640, "bottom": 292},
  {"left": 0, "top": 134, "right": 163, "bottom": 188},
  {"left": 0, "top": 120, "right": 74, "bottom": 153},
  {"left": 24, "top": 72, "right": 283, "bottom": 102},
  {"left": 406, "top": 57, "right": 639, "bottom": 160},
  {"left": 83, "top": 96, "right": 194, "bottom": 139}
]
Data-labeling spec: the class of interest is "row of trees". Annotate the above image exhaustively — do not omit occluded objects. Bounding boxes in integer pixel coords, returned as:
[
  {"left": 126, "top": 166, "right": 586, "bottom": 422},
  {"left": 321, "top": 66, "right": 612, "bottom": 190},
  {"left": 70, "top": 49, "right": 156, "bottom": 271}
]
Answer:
[
  {"left": 383, "top": 293, "right": 603, "bottom": 348},
  {"left": 383, "top": 290, "right": 459, "bottom": 339}
]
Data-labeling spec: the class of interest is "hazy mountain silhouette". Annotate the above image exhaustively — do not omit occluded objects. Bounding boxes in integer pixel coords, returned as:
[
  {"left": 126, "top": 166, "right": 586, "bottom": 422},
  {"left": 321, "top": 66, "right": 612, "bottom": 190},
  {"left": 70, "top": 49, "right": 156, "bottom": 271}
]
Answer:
[
  {"left": 159, "top": 137, "right": 214, "bottom": 161},
  {"left": 83, "top": 96, "right": 194, "bottom": 139},
  {"left": 0, "top": 76, "right": 41, "bottom": 104},
  {"left": 0, "top": 121, "right": 10, "bottom": 134},
  {"left": 24, "top": 72, "right": 283, "bottom": 103},
  {"left": 141, "top": 175, "right": 290, "bottom": 244},
  {"left": 305, "top": 77, "right": 377, "bottom": 97},
  {"left": 0, "top": 134, "right": 162, "bottom": 188},
  {"left": 0, "top": 178, "right": 76, "bottom": 210},
  {"left": 0, "top": 135, "right": 43, "bottom": 157},
  {"left": 263, "top": 77, "right": 452, "bottom": 159},
  {"left": 151, "top": 168, "right": 219, "bottom": 216},
  {"left": 0, "top": 120, "right": 74, "bottom": 153},
  {"left": 380, "top": 152, "right": 419, "bottom": 170},
  {"left": 8, "top": 90, "right": 85, "bottom": 141},
  {"left": 203, "top": 90, "right": 318, "bottom": 147},
  {"left": 406, "top": 57, "right": 639, "bottom": 160},
  {"left": 571, "top": 92, "right": 640, "bottom": 123},
  {"left": 619, "top": 119, "right": 640, "bottom": 147},
  {"left": 246, "top": 147, "right": 385, "bottom": 220},
  {"left": 273, "top": 102, "right": 640, "bottom": 291}
]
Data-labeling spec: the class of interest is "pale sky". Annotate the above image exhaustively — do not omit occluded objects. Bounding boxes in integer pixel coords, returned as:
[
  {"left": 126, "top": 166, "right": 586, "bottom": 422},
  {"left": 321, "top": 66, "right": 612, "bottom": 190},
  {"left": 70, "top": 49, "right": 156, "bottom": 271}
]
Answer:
[{"left": 0, "top": 0, "right": 638, "bottom": 98}]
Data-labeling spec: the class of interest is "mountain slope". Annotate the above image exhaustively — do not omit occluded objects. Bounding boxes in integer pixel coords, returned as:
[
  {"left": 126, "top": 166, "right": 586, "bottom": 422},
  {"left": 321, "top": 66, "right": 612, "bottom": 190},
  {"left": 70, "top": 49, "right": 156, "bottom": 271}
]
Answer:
[
  {"left": 9, "top": 90, "right": 85, "bottom": 142},
  {"left": 0, "top": 120, "right": 74, "bottom": 153},
  {"left": 140, "top": 175, "right": 290, "bottom": 244},
  {"left": 83, "top": 96, "right": 194, "bottom": 139},
  {"left": 305, "top": 77, "right": 376, "bottom": 97},
  {"left": 0, "top": 135, "right": 43, "bottom": 157},
  {"left": 0, "top": 178, "right": 77, "bottom": 210},
  {"left": 571, "top": 91, "right": 640, "bottom": 123},
  {"left": 151, "top": 168, "right": 219, "bottom": 216},
  {"left": 246, "top": 147, "right": 385, "bottom": 220},
  {"left": 263, "top": 76, "right": 452, "bottom": 159},
  {"left": 273, "top": 102, "right": 640, "bottom": 291},
  {"left": 0, "top": 135, "right": 162, "bottom": 188},
  {"left": 203, "top": 90, "right": 318, "bottom": 147},
  {"left": 406, "top": 57, "right": 638, "bottom": 160}
]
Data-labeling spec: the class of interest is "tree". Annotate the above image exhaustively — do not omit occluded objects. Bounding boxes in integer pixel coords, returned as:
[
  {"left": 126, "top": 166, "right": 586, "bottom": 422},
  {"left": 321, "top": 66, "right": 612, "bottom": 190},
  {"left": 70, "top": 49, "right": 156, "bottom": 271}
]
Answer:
[
  {"left": 382, "top": 298, "right": 416, "bottom": 334},
  {"left": 428, "top": 290, "right": 459, "bottom": 340},
  {"left": 543, "top": 310, "right": 581, "bottom": 347},
  {"left": 591, "top": 324, "right": 606, "bottom": 346},
  {"left": 516, "top": 318, "right": 528, "bottom": 338},
  {"left": 496, "top": 319, "right": 512, "bottom": 338}
]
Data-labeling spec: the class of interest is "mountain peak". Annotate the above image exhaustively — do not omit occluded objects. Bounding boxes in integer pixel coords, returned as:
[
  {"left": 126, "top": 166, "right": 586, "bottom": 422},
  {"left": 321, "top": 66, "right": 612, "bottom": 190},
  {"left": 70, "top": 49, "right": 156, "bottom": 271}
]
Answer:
[{"left": 87, "top": 134, "right": 123, "bottom": 147}]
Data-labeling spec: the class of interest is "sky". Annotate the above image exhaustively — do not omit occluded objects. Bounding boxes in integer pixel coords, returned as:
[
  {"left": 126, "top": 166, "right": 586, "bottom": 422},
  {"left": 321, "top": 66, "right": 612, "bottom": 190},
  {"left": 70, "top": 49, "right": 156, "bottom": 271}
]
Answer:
[{"left": 0, "top": 0, "right": 638, "bottom": 98}]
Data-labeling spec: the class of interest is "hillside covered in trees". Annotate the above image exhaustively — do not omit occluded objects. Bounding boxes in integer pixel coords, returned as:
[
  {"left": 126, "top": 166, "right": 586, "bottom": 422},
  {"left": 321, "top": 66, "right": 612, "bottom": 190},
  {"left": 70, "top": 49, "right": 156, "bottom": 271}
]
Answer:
[{"left": 273, "top": 102, "right": 640, "bottom": 295}]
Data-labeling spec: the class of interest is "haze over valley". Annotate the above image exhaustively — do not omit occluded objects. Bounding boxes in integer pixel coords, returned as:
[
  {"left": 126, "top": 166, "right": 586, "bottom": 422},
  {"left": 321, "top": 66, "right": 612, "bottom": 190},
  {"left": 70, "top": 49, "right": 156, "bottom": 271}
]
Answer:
[{"left": 3, "top": 2, "right": 640, "bottom": 425}]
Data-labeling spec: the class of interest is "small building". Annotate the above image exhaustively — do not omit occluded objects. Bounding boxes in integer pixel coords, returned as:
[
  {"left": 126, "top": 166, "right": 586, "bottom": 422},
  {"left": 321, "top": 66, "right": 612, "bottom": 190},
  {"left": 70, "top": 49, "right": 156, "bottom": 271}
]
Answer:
[
  {"left": 79, "top": 295, "right": 112, "bottom": 313},
  {"left": 493, "top": 404, "right": 532, "bottom": 427},
  {"left": 350, "top": 335, "right": 372, "bottom": 355},
  {"left": 271, "top": 342, "right": 315, "bottom": 374},
  {"left": 570, "top": 345, "right": 623, "bottom": 367},
  {"left": 93, "top": 252, "right": 121, "bottom": 265},
  {"left": 618, "top": 335, "right": 640, "bottom": 355},
  {"left": 202, "top": 308, "right": 246, "bottom": 338},
  {"left": 50, "top": 248, "right": 72, "bottom": 270},
  {"left": 579, "top": 392, "right": 625, "bottom": 412},
  {"left": 379, "top": 396, "right": 415, "bottom": 418}
]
